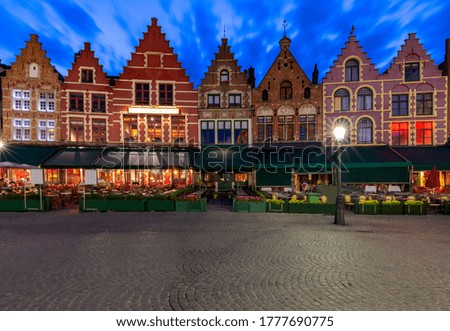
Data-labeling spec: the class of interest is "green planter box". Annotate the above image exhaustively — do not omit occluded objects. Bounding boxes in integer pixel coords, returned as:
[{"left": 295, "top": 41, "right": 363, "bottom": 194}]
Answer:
[
  {"left": 381, "top": 204, "right": 403, "bottom": 215},
  {"left": 146, "top": 199, "right": 175, "bottom": 212},
  {"left": 355, "top": 203, "right": 380, "bottom": 215},
  {"left": 0, "top": 199, "right": 26, "bottom": 211},
  {"left": 442, "top": 202, "right": 450, "bottom": 215},
  {"left": 175, "top": 199, "right": 207, "bottom": 212},
  {"left": 0, "top": 197, "right": 50, "bottom": 211},
  {"left": 233, "top": 199, "right": 266, "bottom": 213},
  {"left": 288, "top": 203, "right": 336, "bottom": 214},
  {"left": 404, "top": 204, "right": 427, "bottom": 215},
  {"left": 80, "top": 198, "right": 146, "bottom": 212},
  {"left": 267, "top": 202, "right": 287, "bottom": 212}
]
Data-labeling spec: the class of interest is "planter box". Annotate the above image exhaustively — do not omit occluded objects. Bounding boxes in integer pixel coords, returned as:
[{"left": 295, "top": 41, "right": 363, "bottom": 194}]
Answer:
[
  {"left": 288, "top": 203, "right": 336, "bottom": 214},
  {"left": 233, "top": 199, "right": 266, "bottom": 213},
  {"left": 175, "top": 199, "right": 207, "bottom": 212},
  {"left": 404, "top": 204, "right": 427, "bottom": 215},
  {"left": 146, "top": 199, "right": 175, "bottom": 212},
  {"left": 267, "top": 202, "right": 287, "bottom": 213},
  {"left": 354, "top": 203, "right": 380, "bottom": 215},
  {"left": 381, "top": 204, "right": 403, "bottom": 215},
  {"left": 442, "top": 203, "right": 450, "bottom": 215},
  {"left": 0, "top": 197, "right": 50, "bottom": 212},
  {"left": 80, "top": 198, "right": 146, "bottom": 212}
]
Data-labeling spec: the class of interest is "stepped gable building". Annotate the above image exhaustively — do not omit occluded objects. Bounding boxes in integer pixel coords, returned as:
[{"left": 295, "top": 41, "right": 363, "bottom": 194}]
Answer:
[
  {"left": 323, "top": 33, "right": 382, "bottom": 145},
  {"left": 323, "top": 32, "right": 447, "bottom": 146},
  {"left": 1, "top": 34, "right": 62, "bottom": 144},
  {"left": 0, "top": 61, "right": 11, "bottom": 134},
  {"left": 110, "top": 17, "right": 198, "bottom": 145},
  {"left": 61, "top": 42, "right": 114, "bottom": 144},
  {"left": 381, "top": 33, "right": 447, "bottom": 146},
  {"left": 198, "top": 37, "right": 254, "bottom": 146},
  {"left": 252, "top": 34, "right": 322, "bottom": 143}
]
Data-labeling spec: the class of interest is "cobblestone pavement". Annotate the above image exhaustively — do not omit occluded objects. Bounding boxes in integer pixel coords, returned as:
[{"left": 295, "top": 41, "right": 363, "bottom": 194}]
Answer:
[{"left": 0, "top": 208, "right": 450, "bottom": 311}]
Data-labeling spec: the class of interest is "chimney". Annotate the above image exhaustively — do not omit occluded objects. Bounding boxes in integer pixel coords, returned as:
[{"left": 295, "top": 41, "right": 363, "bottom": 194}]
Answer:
[
  {"left": 247, "top": 66, "right": 255, "bottom": 88},
  {"left": 151, "top": 17, "right": 158, "bottom": 27},
  {"left": 84, "top": 42, "right": 91, "bottom": 51},
  {"left": 312, "top": 64, "right": 319, "bottom": 85}
]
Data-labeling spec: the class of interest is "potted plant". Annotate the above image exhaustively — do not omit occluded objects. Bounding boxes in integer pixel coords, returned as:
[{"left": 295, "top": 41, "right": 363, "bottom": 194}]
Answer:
[
  {"left": 266, "top": 195, "right": 286, "bottom": 212},
  {"left": 288, "top": 195, "right": 336, "bottom": 214},
  {"left": 381, "top": 199, "right": 403, "bottom": 215},
  {"left": 404, "top": 200, "right": 427, "bottom": 215}
]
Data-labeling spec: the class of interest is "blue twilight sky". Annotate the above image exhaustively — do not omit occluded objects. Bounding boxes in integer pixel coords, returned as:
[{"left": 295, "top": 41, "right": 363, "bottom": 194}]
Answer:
[{"left": 0, "top": 0, "right": 449, "bottom": 87}]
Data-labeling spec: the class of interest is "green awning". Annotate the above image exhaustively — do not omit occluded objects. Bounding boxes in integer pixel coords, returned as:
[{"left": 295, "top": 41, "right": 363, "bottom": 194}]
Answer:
[
  {"left": 256, "top": 168, "right": 292, "bottom": 187},
  {"left": 195, "top": 145, "right": 253, "bottom": 172},
  {"left": 41, "top": 148, "right": 103, "bottom": 168},
  {"left": 292, "top": 146, "right": 331, "bottom": 173},
  {"left": 393, "top": 146, "right": 450, "bottom": 171},
  {"left": 0, "top": 145, "right": 59, "bottom": 167},
  {"left": 335, "top": 146, "right": 411, "bottom": 184}
]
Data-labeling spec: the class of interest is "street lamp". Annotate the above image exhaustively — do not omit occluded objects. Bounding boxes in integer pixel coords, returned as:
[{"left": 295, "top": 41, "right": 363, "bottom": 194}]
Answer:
[{"left": 333, "top": 125, "right": 346, "bottom": 225}]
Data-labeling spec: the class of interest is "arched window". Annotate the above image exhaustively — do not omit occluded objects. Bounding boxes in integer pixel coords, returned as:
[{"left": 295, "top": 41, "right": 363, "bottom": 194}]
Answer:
[
  {"left": 304, "top": 87, "right": 311, "bottom": 99},
  {"left": 357, "top": 87, "right": 373, "bottom": 110},
  {"left": 345, "top": 59, "right": 359, "bottom": 82},
  {"left": 357, "top": 118, "right": 373, "bottom": 144},
  {"left": 262, "top": 90, "right": 269, "bottom": 101},
  {"left": 220, "top": 69, "right": 229, "bottom": 82},
  {"left": 334, "top": 89, "right": 350, "bottom": 111},
  {"left": 280, "top": 81, "right": 292, "bottom": 100}
]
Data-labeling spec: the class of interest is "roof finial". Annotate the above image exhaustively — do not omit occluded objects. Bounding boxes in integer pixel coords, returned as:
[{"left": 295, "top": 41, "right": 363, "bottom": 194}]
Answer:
[
  {"left": 350, "top": 25, "right": 355, "bottom": 35},
  {"left": 283, "top": 19, "right": 287, "bottom": 37},
  {"left": 223, "top": 25, "right": 226, "bottom": 38}
]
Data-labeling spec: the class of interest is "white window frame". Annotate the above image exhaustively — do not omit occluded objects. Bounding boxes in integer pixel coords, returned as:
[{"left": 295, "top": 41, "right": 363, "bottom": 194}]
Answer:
[
  {"left": 13, "top": 89, "right": 31, "bottom": 111},
  {"left": 13, "top": 118, "right": 31, "bottom": 141}
]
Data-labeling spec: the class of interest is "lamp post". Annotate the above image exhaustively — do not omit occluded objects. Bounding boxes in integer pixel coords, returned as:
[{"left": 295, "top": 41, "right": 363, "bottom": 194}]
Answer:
[{"left": 333, "top": 126, "right": 346, "bottom": 225}]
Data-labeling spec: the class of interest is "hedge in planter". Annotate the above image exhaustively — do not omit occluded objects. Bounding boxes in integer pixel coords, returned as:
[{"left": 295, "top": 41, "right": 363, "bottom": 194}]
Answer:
[
  {"left": 355, "top": 200, "right": 380, "bottom": 215},
  {"left": 146, "top": 194, "right": 175, "bottom": 212},
  {"left": 381, "top": 200, "right": 403, "bottom": 215},
  {"left": 233, "top": 196, "right": 266, "bottom": 213},
  {"left": 288, "top": 201, "right": 336, "bottom": 214},
  {"left": 175, "top": 195, "right": 207, "bottom": 212},
  {"left": 80, "top": 194, "right": 146, "bottom": 212},
  {"left": 404, "top": 200, "right": 427, "bottom": 215}
]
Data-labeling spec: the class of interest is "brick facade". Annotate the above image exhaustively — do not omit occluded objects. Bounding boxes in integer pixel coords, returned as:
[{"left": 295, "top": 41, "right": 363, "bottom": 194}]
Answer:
[
  {"left": 1, "top": 34, "right": 62, "bottom": 145},
  {"left": 252, "top": 36, "right": 322, "bottom": 143}
]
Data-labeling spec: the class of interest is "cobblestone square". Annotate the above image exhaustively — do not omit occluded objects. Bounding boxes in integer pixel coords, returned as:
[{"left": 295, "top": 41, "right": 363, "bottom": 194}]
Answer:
[{"left": 0, "top": 209, "right": 449, "bottom": 311}]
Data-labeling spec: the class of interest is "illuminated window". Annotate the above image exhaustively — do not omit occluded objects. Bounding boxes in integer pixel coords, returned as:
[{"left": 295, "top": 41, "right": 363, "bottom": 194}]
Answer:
[
  {"left": 38, "top": 120, "right": 55, "bottom": 141},
  {"left": 228, "top": 94, "right": 241, "bottom": 107},
  {"left": 334, "top": 89, "right": 350, "bottom": 111},
  {"left": 69, "top": 118, "right": 84, "bottom": 142},
  {"left": 13, "top": 118, "right": 31, "bottom": 141},
  {"left": 416, "top": 121, "right": 433, "bottom": 145},
  {"left": 147, "top": 116, "right": 162, "bottom": 142},
  {"left": 171, "top": 116, "right": 185, "bottom": 143},
  {"left": 12, "top": 90, "right": 30, "bottom": 111},
  {"left": 234, "top": 120, "right": 248, "bottom": 144},
  {"left": 208, "top": 94, "right": 220, "bottom": 107},
  {"left": 39, "top": 92, "right": 55, "bottom": 112},
  {"left": 391, "top": 122, "right": 408, "bottom": 146},
  {"left": 123, "top": 115, "right": 138, "bottom": 142}
]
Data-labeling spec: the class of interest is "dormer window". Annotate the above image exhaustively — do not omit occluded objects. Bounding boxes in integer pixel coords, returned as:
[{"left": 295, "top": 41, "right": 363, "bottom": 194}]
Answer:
[
  {"left": 81, "top": 69, "right": 94, "bottom": 83},
  {"left": 220, "top": 69, "right": 229, "bottom": 82}
]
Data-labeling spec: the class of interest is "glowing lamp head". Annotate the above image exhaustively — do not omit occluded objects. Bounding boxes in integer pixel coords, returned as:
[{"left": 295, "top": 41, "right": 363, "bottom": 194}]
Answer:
[{"left": 333, "top": 126, "right": 346, "bottom": 143}]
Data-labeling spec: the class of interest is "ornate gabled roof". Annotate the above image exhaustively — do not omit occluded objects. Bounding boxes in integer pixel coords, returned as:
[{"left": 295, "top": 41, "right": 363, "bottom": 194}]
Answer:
[{"left": 65, "top": 42, "right": 109, "bottom": 84}]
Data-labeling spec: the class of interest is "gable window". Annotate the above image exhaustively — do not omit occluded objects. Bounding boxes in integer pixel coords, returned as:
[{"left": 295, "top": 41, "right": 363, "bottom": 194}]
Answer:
[
  {"left": 220, "top": 69, "right": 229, "bottom": 82},
  {"left": 357, "top": 88, "right": 373, "bottom": 110},
  {"left": 416, "top": 93, "right": 432, "bottom": 115},
  {"left": 262, "top": 90, "right": 269, "bottom": 101},
  {"left": 392, "top": 94, "right": 408, "bottom": 116},
  {"left": 278, "top": 115, "right": 294, "bottom": 141},
  {"left": 299, "top": 115, "right": 316, "bottom": 141},
  {"left": 334, "top": 89, "right": 350, "bottom": 111},
  {"left": 147, "top": 116, "right": 162, "bottom": 142},
  {"left": 69, "top": 118, "right": 85, "bottom": 142},
  {"left": 208, "top": 94, "right": 220, "bottom": 108},
  {"left": 405, "top": 62, "right": 420, "bottom": 82},
  {"left": 12, "top": 90, "right": 30, "bottom": 111},
  {"left": 135, "top": 83, "right": 150, "bottom": 105},
  {"left": 69, "top": 93, "right": 84, "bottom": 112},
  {"left": 159, "top": 83, "right": 173, "bottom": 105},
  {"left": 201, "top": 121, "right": 215, "bottom": 145},
  {"left": 81, "top": 69, "right": 94, "bottom": 83},
  {"left": 92, "top": 94, "right": 106, "bottom": 113},
  {"left": 357, "top": 118, "right": 373, "bottom": 144},
  {"left": 391, "top": 122, "right": 408, "bottom": 146},
  {"left": 345, "top": 59, "right": 359, "bottom": 82},
  {"left": 257, "top": 116, "right": 273, "bottom": 141},
  {"left": 39, "top": 92, "right": 55, "bottom": 112},
  {"left": 171, "top": 116, "right": 185, "bottom": 143},
  {"left": 280, "top": 81, "right": 292, "bottom": 100},
  {"left": 92, "top": 119, "right": 106, "bottom": 144},
  {"left": 228, "top": 94, "right": 241, "bottom": 107},
  {"left": 416, "top": 121, "right": 433, "bottom": 145}
]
